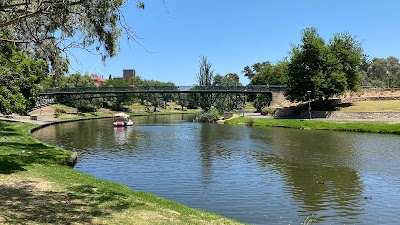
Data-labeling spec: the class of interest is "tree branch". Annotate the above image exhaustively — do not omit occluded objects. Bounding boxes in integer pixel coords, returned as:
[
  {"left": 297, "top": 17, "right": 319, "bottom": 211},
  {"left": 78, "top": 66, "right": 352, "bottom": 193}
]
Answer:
[
  {"left": 0, "top": 2, "right": 29, "bottom": 11},
  {"left": 0, "top": 0, "right": 89, "bottom": 28},
  {"left": 0, "top": 9, "right": 44, "bottom": 28},
  {"left": 0, "top": 37, "right": 31, "bottom": 43}
]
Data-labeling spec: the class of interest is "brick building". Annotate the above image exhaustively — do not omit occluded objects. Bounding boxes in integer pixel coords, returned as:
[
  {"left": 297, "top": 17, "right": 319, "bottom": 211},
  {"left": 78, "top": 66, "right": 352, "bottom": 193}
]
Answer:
[{"left": 123, "top": 69, "right": 136, "bottom": 80}]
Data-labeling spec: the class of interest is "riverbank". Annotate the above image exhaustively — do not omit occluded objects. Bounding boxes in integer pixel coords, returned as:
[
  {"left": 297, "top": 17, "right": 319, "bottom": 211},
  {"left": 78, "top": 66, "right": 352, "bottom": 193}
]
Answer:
[
  {"left": 0, "top": 120, "right": 242, "bottom": 224},
  {"left": 225, "top": 117, "right": 400, "bottom": 134}
]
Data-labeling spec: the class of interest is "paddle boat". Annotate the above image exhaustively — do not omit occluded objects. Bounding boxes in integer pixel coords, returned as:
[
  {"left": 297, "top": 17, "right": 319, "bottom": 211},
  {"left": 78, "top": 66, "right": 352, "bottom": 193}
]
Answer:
[
  {"left": 113, "top": 119, "right": 133, "bottom": 126},
  {"left": 113, "top": 112, "right": 133, "bottom": 126}
]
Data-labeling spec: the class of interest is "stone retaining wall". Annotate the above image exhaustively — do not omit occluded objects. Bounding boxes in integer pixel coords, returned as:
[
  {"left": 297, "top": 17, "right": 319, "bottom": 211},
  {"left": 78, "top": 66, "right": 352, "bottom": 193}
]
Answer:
[
  {"left": 299, "top": 110, "right": 400, "bottom": 119},
  {"left": 329, "top": 112, "right": 400, "bottom": 119},
  {"left": 274, "top": 105, "right": 304, "bottom": 118}
]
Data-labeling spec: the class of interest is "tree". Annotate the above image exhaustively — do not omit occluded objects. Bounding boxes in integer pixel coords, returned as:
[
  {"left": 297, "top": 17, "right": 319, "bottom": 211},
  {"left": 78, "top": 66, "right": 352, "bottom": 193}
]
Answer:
[
  {"left": 213, "top": 74, "right": 224, "bottom": 86},
  {"left": 128, "top": 75, "right": 144, "bottom": 86},
  {"left": 212, "top": 73, "right": 243, "bottom": 113},
  {"left": 102, "top": 77, "right": 128, "bottom": 87},
  {"left": 101, "top": 77, "right": 132, "bottom": 110},
  {"left": 361, "top": 56, "right": 400, "bottom": 88},
  {"left": 138, "top": 79, "right": 176, "bottom": 112},
  {"left": 328, "top": 32, "right": 363, "bottom": 91},
  {"left": 1, "top": 0, "right": 147, "bottom": 76},
  {"left": 252, "top": 93, "right": 272, "bottom": 113},
  {"left": 196, "top": 56, "right": 215, "bottom": 111},
  {"left": 42, "top": 73, "right": 100, "bottom": 111},
  {"left": 241, "top": 65, "right": 255, "bottom": 80},
  {"left": 285, "top": 27, "right": 363, "bottom": 103},
  {"left": 224, "top": 73, "right": 240, "bottom": 85},
  {"left": 242, "top": 61, "right": 271, "bottom": 80},
  {"left": 0, "top": 40, "right": 47, "bottom": 114},
  {"left": 250, "top": 59, "right": 288, "bottom": 85}
]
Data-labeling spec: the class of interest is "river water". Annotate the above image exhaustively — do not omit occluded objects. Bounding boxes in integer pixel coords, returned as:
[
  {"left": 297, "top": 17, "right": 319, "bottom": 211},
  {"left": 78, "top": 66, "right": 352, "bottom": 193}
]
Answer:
[{"left": 32, "top": 115, "right": 400, "bottom": 224}]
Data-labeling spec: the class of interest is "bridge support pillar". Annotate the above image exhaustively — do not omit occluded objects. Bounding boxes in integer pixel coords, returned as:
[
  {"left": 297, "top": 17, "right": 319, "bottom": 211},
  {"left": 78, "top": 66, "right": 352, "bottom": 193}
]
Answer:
[{"left": 270, "top": 91, "right": 286, "bottom": 106}]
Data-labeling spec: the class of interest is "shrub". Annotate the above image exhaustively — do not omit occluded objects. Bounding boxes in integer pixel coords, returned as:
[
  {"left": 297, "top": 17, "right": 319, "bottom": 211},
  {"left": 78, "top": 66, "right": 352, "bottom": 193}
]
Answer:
[
  {"left": 245, "top": 119, "right": 254, "bottom": 127},
  {"left": 261, "top": 107, "right": 276, "bottom": 116},
  {"left": 193, "top": 106, "right": 220, "bottom": 123},
  {"left": 54, "top": 108, "right": 62, "bottom": 118}
]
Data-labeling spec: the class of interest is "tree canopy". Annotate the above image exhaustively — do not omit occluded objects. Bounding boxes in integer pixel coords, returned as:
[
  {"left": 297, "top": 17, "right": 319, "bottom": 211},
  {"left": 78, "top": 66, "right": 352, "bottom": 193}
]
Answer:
[
  {"left": 0, "top": 40, "right": 47, "bottom": 114},
  {"left": 285, "top": 27, "right": 363, "bottom": 102},
  {"left": 0, "top": 0, "right": 147, "bottom": 76},
  {"left": 246, "top": 60, "right": 288, "bottom": 86},
  {"left": 359, "top": 56, "right": 400, "bottom": 88}
]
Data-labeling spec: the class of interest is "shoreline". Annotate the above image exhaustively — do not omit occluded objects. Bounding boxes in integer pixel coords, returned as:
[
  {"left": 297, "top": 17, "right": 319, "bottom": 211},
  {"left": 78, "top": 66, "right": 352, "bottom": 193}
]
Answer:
[
  {"left": 0, "top": 114, "right": 242, "bottom": 224},
  {"left": 225, "top": 117, "right": 400, "bottom": 134}
]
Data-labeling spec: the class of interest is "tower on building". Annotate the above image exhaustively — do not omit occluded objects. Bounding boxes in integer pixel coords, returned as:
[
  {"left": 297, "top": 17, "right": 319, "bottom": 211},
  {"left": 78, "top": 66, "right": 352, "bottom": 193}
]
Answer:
[{"left": 123, "top": 69, "right": 136, "bottom": 80}]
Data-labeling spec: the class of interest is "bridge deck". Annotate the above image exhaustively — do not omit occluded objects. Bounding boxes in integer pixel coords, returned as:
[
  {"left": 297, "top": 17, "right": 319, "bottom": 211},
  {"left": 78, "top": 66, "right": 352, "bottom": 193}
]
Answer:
[{"left": 38, "top": 85, "right": 285, "bottom": 96}]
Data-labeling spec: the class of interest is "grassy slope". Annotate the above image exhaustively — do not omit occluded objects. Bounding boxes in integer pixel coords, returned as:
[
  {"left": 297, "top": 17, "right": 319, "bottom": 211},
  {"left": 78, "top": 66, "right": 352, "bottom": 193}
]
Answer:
[
  {"left": 225, "top": 100, "right": 400, "bottom": 133},
  {"left": 0, "top": 120, "right": 243, "bottom": 225},
  {"left": 226, "top": 117, "right": 400, "bottom": 134},
  {"left": 336, "top": 100, "right": 400, "bottom": 112}
]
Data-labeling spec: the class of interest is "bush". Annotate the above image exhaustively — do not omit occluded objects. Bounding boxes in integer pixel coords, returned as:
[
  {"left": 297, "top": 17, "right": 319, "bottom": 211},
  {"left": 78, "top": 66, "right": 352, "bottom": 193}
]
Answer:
[
  {"left": 54, "top": 108, "right": 62, "bottom": 118},
  {"left": 245, "top": 119, "right": 254, "bottom": 127},
  {"left": 261, "top": 107, "right": 276, "bottom": 116},
  {"left": 193, "top": 106, "right": 220, "bottom": 123}
]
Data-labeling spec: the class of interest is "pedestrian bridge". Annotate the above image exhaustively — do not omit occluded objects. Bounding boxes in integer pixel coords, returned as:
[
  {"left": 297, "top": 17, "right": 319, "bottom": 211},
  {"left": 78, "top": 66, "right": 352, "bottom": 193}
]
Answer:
[
  {"left": 38, "top": 85, "right": 285, "bottom": 95},
  {"left": 38, "top": 85, "right": 287, "bottom": 106}
]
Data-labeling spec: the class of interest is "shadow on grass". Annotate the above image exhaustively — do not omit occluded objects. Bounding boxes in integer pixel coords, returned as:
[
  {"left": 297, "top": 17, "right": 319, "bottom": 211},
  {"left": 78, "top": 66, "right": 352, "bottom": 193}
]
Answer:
[
  {"left": 0, "top": 142, "right": 70, "bottom": 175},
  {"left": 333, "top": 103, "right": 354, "bottom": 110},
  {"left": 0, "top": 158, "right": 26, "bottom": 174},
  {"left": 0, "top": 181, "right": 139, "bottom": 224},
  {"left": 0, "top": 128, "right": 19, "bottom": 138}
]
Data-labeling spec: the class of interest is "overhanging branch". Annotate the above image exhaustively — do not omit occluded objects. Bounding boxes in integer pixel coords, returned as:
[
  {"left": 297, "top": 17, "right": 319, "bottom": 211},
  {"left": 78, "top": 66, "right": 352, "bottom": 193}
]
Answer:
[
  {"left": 0, "top": 9, "right": 44, "bottom": 28},
  {"left": 0, "top": 37, "right": 31, "bottom": 43}
]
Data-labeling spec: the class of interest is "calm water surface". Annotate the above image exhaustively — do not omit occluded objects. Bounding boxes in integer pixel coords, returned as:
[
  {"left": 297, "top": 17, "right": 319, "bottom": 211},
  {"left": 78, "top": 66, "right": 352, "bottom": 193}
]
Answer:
[{"left": 32, "top": 115, "right": 400, "bottom": 224}]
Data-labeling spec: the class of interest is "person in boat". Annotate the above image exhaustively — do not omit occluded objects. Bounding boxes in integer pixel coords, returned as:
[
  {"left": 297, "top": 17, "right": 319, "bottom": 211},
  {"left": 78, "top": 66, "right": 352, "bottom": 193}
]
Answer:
[{"left": 123, "top": 117, "right": 129, "bottom": 125}]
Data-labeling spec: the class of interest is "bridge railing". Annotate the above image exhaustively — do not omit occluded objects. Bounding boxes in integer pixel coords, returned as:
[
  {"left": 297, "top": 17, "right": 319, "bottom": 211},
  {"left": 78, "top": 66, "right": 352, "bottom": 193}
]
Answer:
[{"left": 38, "top": 85, "right": 286, "bottom": 95}]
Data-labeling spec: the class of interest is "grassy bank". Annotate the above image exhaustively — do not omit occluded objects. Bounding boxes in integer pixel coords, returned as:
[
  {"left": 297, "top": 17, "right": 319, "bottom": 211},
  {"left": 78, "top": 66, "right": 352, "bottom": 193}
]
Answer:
[
  {"left": 226, "top": 117, "right": 400, "bottom": 134},
  {"left": 336, "top": 100, "right": 400, "bottom": 112},
  {"left": 0, "top": 120, "right": 243, "bottom": 224}
]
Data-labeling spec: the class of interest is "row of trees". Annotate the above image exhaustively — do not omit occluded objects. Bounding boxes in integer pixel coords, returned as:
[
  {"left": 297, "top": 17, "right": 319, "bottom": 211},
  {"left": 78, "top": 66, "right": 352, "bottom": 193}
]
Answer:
[
  {"left": 39, "top": 74, "right": 177, "bottom": 112},
  {"left": 195, "top": 56, "right": 242, "bottom": 112},
  {"left": 360, "top": 56, "right": 400, "bottom": 88},
  {"left": 37, "top": 67, "right": 246, "bottom": 114},
  {"left": 244, "top": 27, "right": 400, "bottom": 106}
]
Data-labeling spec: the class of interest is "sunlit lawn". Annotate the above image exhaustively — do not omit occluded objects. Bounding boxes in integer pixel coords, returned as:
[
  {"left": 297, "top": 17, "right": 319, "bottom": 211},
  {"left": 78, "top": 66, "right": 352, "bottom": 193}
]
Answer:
[
  {"left": 336, "top": 100, "right": 400, "bottom": 112},
  {"left": 226, "top": 118, "right": 400, "bottom": 134}
]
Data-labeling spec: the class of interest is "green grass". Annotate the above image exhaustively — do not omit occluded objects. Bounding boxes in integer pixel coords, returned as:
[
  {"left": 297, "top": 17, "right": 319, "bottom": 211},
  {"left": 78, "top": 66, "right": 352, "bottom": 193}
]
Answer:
[
  {"left": 52, "top": 104, "right": 77, "bottom": 111},
  {"left": 0, "top": 120, "right": 244, "bottom": 224},
  {"left": 0, "top": 121, "right": 72, "bottom": 174},
  {"left": 226, "top": 117, "right": 400, "bottom": 134},
  {"left": 55, "top": 112, "right": 112, "bottom": 120},
  {"left": 336, "top": 100, "right": 400, "bottom": 112}
]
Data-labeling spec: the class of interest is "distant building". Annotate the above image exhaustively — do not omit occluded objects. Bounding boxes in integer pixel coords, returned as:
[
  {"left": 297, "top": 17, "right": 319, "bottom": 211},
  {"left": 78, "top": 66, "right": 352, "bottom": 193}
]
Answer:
[
  {"left": 90, "top": 74, "right": 107, "bottom": 87},
  {"left": 123, "top": 69, "right": 136, "bottom": 80}
]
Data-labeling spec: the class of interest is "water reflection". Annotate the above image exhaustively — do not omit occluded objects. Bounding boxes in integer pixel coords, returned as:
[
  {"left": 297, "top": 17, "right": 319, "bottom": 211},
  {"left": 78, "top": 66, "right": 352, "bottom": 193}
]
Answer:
[
  {"left": 251, "top": 128, "right": 364, "bottom": 223},
  {"left": 198, "top": 123, "right": 237, "bottom": 185},
  {"left": 32, "top": 116, "right": 400, "bottom": 225}
]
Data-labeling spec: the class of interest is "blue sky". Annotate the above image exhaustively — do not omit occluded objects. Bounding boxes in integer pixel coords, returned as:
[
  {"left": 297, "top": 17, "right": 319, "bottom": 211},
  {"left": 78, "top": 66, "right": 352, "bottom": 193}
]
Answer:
[{"left": 69, "top": 0, "right": 400, "bottom": 85}]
